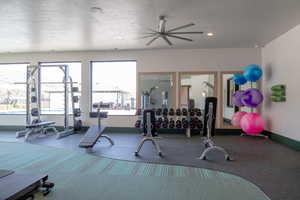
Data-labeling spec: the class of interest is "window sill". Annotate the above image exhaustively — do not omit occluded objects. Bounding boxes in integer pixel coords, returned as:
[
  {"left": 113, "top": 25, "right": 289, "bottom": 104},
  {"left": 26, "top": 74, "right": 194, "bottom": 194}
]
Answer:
[{"left": 0, "top": 113, "right": 26, "bottom": 115}]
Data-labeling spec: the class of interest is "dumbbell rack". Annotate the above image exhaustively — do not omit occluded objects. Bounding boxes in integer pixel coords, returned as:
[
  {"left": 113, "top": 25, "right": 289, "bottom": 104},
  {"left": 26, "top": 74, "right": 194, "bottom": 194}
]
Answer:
[{"left": 135, "top": 108, "right": 203, "bottom": 138}]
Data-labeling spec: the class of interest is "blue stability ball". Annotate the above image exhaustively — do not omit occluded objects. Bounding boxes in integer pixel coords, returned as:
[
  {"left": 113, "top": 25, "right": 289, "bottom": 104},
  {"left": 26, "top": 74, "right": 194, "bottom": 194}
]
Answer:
[
  {"left": 243, "top": 64, "right": 263, "bottom": 82},
  {"left": 233, "top": 74, "right": 247, "bottom": 85}
]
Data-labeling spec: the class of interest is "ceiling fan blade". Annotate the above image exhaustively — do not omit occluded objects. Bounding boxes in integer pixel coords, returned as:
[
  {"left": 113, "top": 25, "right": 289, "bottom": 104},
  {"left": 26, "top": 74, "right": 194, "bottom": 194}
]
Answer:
[
  {"left": 167, "top": 31, "right": 203, "bottom": 35},
  {"left": 165, "top": 34, "right": 193, "bottom": 42},
  {"left": 162, "top": 35, "right": 172, "bottom": 46},
  {"left": 140, "top": 33, "right": 158, "bottom": 39},
  {"left": 158, "top": 16, "right": 166, "bottom": 32},
  {"left": 143, "top": 32, "right": 157, "bottom": 35},
  {"left": 167, "top": 23, "right": 195, "bottom": 32},
  {"left": 146, "top": 35, "right": 161, "bottom": 46}
]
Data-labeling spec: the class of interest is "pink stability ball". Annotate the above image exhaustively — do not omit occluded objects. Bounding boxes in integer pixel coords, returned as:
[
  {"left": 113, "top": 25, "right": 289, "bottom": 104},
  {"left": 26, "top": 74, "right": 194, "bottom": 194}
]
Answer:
[
  {"left": 231, "top": 111, "right": 247, "bottom": 127},
  {"left": 240, "top": 113, "right": 265, "bottom": 135}
]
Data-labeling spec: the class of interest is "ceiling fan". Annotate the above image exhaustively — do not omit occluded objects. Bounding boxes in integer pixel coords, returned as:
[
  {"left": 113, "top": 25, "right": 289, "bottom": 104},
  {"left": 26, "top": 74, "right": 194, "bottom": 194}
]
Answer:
[{"left": 142, "top": 16, "right": 204, "bottom": 46}]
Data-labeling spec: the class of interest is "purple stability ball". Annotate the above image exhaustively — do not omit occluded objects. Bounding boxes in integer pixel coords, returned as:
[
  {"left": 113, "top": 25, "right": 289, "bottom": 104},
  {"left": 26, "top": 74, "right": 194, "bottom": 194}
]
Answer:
[
  {"left": 241, "top": 88, "right": 264, "bottom": 108},
  {"left": 232, "top": 90, "right": 245, "bottom": 107}
]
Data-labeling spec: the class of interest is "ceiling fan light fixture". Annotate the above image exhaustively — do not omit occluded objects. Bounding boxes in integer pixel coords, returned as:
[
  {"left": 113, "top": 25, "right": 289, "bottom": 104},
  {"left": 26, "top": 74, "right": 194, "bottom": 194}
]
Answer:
[
  {"left": 143, "top": 16, "right": 204, "bottom": 46},
  {"left": 207, "top": 32, "right": 214, "bottom": 37}
]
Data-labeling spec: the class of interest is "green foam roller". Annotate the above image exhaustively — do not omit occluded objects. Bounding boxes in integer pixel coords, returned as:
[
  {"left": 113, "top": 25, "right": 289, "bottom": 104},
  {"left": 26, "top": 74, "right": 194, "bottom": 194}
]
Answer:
[
  {"left": 271, "top": 85, "right": 285, "bottom": 92},
  {"left": 271, "top": 90, "right": 285, "bottom": 97},
  {"left": 271, "top": 96, "right": 286, "bottom": 102}
]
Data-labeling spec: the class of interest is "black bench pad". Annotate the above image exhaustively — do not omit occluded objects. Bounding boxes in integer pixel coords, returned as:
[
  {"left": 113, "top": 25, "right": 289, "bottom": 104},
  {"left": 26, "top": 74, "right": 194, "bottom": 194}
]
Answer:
[
  {"left": 0, "top": 170, "right": 14, "bottom": 179},
  {"left": 0, "top": 171, "right": 48, "bottom": 200},
  {"left": 26, "top": 121, "right": 56, "bottom": 128},
  {"left": 79, "top": 126, "right": 106, "bottom": 148}
]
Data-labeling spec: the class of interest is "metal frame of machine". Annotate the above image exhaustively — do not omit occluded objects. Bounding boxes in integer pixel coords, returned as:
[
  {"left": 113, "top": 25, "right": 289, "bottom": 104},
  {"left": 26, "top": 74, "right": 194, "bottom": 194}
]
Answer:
[{"left": 16, "top": 64, "right": 82, "bottom": 141}]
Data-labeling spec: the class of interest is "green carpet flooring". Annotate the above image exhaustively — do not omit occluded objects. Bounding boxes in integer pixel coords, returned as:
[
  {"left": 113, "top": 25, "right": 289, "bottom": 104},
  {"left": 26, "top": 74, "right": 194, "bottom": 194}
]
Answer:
[{"left": 0, "top": 142, "right": 270, "bottom": 200}]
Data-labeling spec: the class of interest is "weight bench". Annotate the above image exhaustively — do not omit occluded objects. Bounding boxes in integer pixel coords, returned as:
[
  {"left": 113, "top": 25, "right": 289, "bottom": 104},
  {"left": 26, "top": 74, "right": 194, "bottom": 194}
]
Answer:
[
  {"left": 79, "top": 126, "right": 114, "bottom": 153},
  {"left": 0, "top": 170, "right": 54, "bottom": 200},
  {"left": 16, "top": 121, "right": 58, "bottom": 142}
]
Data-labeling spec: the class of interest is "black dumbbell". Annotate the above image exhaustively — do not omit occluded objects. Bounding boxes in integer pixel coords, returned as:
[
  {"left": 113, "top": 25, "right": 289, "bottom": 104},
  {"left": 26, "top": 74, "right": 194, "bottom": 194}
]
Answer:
[
  {"left": 195, "top": 108, "right": 202, "bottom": 116},
  {"left": 157, "top": 117, "right": 163, "bottom": 123},
  {"left": 182, "top": 118, "right": 188, "bottom": 128},
  {"left": 156, "top": 108, "right": 162, "bottom": 116},
  {"left": 176, "top": 108, "right": 181, "bottom": 116},
  {"left": 32, "top": 119, "right": 41, "bottom": 124},
  {"left": 182, "top": 108, "right": 188, "bottom": 116},
  {"left": 189, "top": 117, "right": 195, "bottom": 123},
  {"left": 190, "top": 120, "right": 196, "bottom": 129},
  {"left": 162, "top": 121, "right": 168, "bottom": 128},
  {"left": 169, "top": 108, "right": 175, "bottom": 116},
  {"left": 163, "top": 117, "right": 169, "bottom": 123},
  {"left": 135, "top": 120, "right": 141, "bottom": 128},
  {"left": 169, "top": 118, "right": 175, "bottom": 128},
  {"left": 190, "top": 109, "right": 195, "bottom": 116},
  {"left": 192, "top": 117, "right": 198, "bottom": 123},
  {"left": 31, "top": 108, "right": 39, "bottom": 116},
  {"left": 162, "top": 108, "right": 168, "bottom": 116},
  {"left": 31, "top": 96, "right": 37, "bottom": 103},
  {"left": 175, "top": 120, "right": 182, "bottom": 128},
  {"left": 74, "top": 108, "right": 81, "bottom": 117},
  {"left": 189, "top": 117, "right": 198, "bottom": 129}
]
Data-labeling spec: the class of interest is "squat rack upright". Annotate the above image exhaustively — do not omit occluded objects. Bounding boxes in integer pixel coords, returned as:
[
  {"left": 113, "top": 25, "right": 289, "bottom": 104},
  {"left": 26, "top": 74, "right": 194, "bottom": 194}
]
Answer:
[{"left": 16, "top": 64, "right": 82, "bottom": 140}]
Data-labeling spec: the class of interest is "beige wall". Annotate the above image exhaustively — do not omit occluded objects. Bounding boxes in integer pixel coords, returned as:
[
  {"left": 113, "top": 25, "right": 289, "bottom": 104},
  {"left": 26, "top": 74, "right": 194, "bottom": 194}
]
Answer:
[
  {"left": 0, "top": 48, "right": 261, "bottom": 127},
  {"left": 262, "top": 24, "right": 300, "bottom": 141}
]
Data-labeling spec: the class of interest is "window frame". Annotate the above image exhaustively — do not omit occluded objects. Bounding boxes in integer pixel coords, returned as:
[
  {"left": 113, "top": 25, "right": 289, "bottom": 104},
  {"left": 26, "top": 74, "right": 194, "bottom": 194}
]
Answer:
[
  {"left": 0, "top": 62, "right": 30, "bottom": 115},
  {"left": 90, "top": 60, "right": 137, "bottom": 116}
]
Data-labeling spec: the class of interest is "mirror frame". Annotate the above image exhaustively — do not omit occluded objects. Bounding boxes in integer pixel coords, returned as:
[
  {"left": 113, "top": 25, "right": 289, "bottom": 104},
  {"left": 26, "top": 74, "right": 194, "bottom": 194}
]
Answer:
[
  {"left": 137, "top": 72, "right": 177, "bottom": 109},
  {"left": 220, "top": 71, "right": 243, "bottom": 129}
]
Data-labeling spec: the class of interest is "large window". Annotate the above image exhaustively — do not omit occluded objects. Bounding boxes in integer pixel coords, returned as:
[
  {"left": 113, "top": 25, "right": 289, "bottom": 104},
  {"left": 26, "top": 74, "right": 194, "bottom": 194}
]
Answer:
[
  {"left": 0, "top": 63, "right": 28, "bottom": 114},
  {"left": 40, "top": 62, "right": 81, "bottom": 114},
  {"left": 91, "top": 61, "right": 136, "bottom": 115}
]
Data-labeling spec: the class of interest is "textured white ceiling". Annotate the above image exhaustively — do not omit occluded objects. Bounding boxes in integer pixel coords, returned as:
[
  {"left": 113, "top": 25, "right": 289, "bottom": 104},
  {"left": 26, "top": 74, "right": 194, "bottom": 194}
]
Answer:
[{"left": 0, "top": 0, "right": 300, "bottom": 52}]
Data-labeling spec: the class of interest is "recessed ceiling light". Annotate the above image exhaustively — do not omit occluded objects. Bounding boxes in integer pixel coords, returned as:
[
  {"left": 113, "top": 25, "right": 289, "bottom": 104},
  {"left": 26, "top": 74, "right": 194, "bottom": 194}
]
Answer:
[
  {"left": 207, "top": 32, "right": 214, "bottom": 37},
  {"left": 90, "top": 7, "right": 103, "bottom": 13}
]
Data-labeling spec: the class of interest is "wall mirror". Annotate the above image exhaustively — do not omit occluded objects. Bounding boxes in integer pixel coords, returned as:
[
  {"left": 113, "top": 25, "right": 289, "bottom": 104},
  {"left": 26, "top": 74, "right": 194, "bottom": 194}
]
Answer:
[
  {"left": 221, "top": 72, "right": 257, "bottom": 128},
  {"left": 179, "top": 72, "right": 217, "bottom": 110},
  {"left": 138, "top": 72, "right": 176, "bottom": 109}
]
